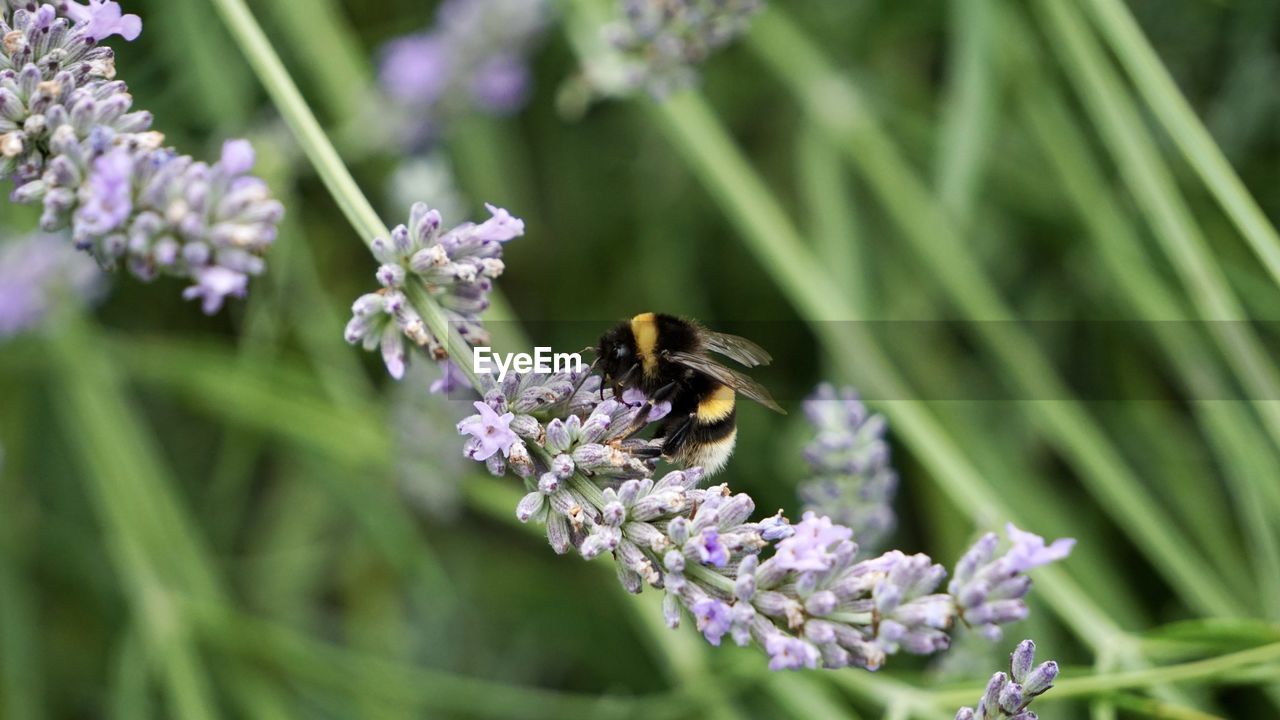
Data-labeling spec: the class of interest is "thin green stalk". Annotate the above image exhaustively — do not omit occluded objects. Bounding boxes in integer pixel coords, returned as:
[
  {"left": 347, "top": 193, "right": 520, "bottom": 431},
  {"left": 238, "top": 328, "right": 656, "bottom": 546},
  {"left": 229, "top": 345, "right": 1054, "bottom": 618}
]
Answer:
[
  {"left": 1108, "top": 694, "right": 1222, "bottom": 720},
  {"left": 796, "top": 122, "right": 865, "bottom": 314},
  {"left": 746, "top": 6, "right": 1243, "bottom": 619},
  {"left": 936, "top": 0, "right": 996, "bottom": 225},
  {"left": 1035, "top": 0, "right": 1280, "bottom": 475},
  {"left": 828, "top": 669, "right": 946, "bottom": 720},
  {"left": 0, "top": 536, "right": 41, "bottom": 720},
  {"left": 929, "top": 641, "right": 1280, "bottom": 707},
  {"left": 1080, "top": 0, "right": 1280, "bottom": 292},
  {"left": 257, "top": 0, "right": 370, "bottom": 124},
  {"left": 109, "top": 628, "right": 153, "bottom": 720}
]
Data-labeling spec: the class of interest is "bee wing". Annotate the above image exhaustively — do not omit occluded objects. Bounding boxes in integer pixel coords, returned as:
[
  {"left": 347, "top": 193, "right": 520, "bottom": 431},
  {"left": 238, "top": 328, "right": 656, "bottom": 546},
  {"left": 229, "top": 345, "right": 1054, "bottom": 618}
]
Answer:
[
  {"left": 664, "top": 350, "right": 786, "bottom": 414},
  {"left": 702, "top": 330, "right": 773, "bottom": 367}
]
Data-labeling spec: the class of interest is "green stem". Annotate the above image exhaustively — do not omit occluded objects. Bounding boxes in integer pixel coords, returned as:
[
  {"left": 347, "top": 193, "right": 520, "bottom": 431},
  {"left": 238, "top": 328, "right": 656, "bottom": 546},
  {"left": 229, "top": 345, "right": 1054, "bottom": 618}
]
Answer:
[
  {"left": 1080, "top": 0, "right": 1280, "bottom": 292},
  {"left": 928, "top": 641, "right": 1280, "bottom": 706},
  {"left": 935, "top": 0, "right": 996, "bottom": 225}
]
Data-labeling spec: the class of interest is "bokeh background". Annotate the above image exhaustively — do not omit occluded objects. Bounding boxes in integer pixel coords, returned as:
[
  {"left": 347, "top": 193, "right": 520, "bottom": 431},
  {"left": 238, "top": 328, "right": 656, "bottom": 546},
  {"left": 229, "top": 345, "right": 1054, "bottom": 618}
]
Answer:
[{"left": 2, "top": 0, "right": 1279, "bottom": 717}]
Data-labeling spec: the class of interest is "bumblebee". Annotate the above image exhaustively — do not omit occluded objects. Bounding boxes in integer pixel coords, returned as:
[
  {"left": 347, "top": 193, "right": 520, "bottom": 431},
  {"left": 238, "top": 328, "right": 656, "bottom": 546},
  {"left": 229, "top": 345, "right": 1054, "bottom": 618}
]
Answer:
[{"left": 596, "top": 312, "right": 785, "bottom": 475}]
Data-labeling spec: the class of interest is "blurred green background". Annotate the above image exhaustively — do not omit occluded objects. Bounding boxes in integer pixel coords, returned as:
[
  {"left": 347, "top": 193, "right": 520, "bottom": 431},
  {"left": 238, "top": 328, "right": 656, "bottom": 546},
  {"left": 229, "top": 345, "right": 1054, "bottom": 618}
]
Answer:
[{"left": 2, "top": 0, "right": 1280, "bottom": 717}]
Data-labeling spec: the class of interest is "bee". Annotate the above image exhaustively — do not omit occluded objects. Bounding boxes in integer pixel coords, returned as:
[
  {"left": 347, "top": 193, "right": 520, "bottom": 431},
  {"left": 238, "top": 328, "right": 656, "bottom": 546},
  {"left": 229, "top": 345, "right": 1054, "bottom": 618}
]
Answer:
[{"left": 596, "top": 312, "right": 785, "bottom": 475}]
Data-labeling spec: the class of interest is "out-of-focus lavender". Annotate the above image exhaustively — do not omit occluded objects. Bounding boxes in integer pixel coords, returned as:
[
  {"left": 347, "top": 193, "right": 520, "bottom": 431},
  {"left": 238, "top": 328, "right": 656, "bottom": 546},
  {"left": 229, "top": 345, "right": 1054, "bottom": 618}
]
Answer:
[
  {"left": 0, "top": 232, "right": 101, "bottom": 337},
  {"left": 377, "top": 0, "right": 550, "bottom": 144},
  {"left": 392, "top": 363, "right": 472, "bottom": 520},
  {"left": 344, "top": 201, "right": 523, "bottom": 387},
  {"left": 454, "top": 367, "right": 1075, "bottom": 671},
  {"left": 798, "top": 384, "right": 897, "bottom": 555},
  {"left": 955, "top": 639, "right": 1058, "bottom": 720},
  {"left": 0, "top": 3, "right": 282, "bottom": 315},
  {"left": 605, "top": 0, "right": 763, "bottom": 97},
  {"left": 388, "top": 153, "right": 467, "bottom": 228}
]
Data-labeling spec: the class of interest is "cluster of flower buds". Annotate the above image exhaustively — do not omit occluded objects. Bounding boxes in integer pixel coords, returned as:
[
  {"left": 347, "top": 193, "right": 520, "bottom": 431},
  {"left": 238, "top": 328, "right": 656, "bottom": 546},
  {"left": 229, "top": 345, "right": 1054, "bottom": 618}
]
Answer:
[
  {"left": 798, "top": 384, "right": 898, "bottom": 554},
  {"left": 377, "top": 0, "right": 549, "bottom": 144},
  {"left": 604, "top": 0, "right": 763, "bottom": 97},
  {"left": 453, "top": 369, "right": 1075, "bottom": 671},
  {"left": 344, "top": 201, "right": 523, "bottom": 383},
  {"left": 956, "top": 639, "right": 1058, "bottom": 719},
  {"left": 1, "top": 3, "right": 282, "bottom": 314}
]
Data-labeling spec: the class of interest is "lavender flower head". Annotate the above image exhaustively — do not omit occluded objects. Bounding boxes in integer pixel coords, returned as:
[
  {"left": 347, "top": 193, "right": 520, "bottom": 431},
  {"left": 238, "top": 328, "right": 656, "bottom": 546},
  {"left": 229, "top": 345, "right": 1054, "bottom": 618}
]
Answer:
[
  {"left": 605, "top": 0, "right": 764, "bottom": 97},
  {"left": 344, "top": 201, "right": 523, "bottom": 384},
  {"left": 0, "top": 231, "right": 100, "bottom": 337},
  {"left": 955, "top": 639, "right": 1058, "bottom": 720},
  {"left": 452, "top": 365, "right": 1076, "bottom": 672},
  {"left": 798, "top": 384, "right": 897, "bottom": 554},
  {"left": 1, "top": 4, "right": 283, "bottom": 314},
  {"left": 377, "top": 0, "right": 549, "bottom": 142},
  {"left": 949, "top": 525, "right": 1076, "bottom": 640}
]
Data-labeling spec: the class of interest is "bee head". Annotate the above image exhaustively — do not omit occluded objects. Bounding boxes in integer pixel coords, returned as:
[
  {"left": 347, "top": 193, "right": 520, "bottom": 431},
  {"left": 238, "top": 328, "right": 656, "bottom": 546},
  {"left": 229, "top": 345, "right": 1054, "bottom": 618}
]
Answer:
[{"left": 596, "top": 321, "right": 637, "bottom": 386}]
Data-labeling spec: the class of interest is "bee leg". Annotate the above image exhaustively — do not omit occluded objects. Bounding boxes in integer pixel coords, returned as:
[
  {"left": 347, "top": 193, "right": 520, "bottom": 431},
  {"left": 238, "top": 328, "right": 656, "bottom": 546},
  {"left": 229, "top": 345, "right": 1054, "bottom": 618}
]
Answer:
[{"left": 659, "top": 412, "right": 697, "bottom": 462}]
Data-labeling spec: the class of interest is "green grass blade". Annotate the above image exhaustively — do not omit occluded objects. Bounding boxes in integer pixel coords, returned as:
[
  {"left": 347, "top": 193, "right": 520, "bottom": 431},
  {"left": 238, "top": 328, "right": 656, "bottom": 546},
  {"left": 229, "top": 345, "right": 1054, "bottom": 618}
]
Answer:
[
  {"left": 936, "top": 0, "right": 997, "bottom": 225},
  {"left": 796, "top": 122, "right": 866, "bottom": 314},
  {"left": 1081, "top": 0, "right": 1280, "bottom": 292}
]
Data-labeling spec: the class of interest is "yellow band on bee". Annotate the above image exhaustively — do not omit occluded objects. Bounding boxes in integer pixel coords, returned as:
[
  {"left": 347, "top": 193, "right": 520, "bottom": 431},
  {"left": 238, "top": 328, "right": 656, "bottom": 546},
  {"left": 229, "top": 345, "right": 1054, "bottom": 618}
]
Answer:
[
  {"left": 630, "top": 312, "right": 659, "bottom": 375},
  {"left": 696, "top": 385, "right": 736, "bottom": 421}
]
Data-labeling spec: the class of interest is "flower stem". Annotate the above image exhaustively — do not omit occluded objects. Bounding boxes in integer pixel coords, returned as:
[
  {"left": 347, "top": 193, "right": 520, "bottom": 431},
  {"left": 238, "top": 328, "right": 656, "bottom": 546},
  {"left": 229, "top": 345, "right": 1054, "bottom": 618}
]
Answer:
[
  {"left": 929, "top": 641, "right": 1280, "bottom": 707},
  {"left": 208, "top": 0, "right": 481, "bottom": 385}
]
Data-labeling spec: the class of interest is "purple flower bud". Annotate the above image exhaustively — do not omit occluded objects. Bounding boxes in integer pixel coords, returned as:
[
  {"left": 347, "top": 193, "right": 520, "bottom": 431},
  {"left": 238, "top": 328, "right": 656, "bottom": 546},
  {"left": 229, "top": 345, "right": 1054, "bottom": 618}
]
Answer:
[
  {"left": 689, "top": 528, "right": 729, "bottom": 567},
  {"left": 773, "top": 512, "right": 853, "bottom": 573},
  {"left": 1011, "top": 639, "right": 1036, "bottom": 682},
  {"left": 219, "top": 139, "right": 255, "bottom": 175},
  {"left": 662, "top": 591, "right": 682, "bottom": 629},
  {"left": 1023, "top": 661, "right": 1058, "bottom": 697},
  {"left": 763, "top": 632, "right": 820, "bottom": 671},
  {"left": 516, "top": 492, "right": 544, "bottom": 522}
]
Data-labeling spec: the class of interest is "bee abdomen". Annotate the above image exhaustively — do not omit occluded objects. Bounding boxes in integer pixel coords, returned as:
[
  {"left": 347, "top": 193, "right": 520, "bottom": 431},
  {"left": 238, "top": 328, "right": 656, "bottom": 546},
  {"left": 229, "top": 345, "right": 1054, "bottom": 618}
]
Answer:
[{"left": 664, "top": 389, "right": 738, "bottom": 475}]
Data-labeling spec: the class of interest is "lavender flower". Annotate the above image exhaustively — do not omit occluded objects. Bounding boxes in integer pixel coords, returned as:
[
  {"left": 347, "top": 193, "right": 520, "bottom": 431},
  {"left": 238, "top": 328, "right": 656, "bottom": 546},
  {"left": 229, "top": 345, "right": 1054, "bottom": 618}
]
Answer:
[
  {"left": 454, "top": 367, "right": 1076, "bottom": 672},
  {"left": 458, "top": 400, "right": 520, "bottom": 461},
  {"left": 0, "top": 232, "right": 100, "bottom": 337},
  {"left": 59, "top": 0, "right": 139, "bottom": 42},
  {"left": 344, "top": 201, "right": 523, "bottom": 383},
  {"left": 949, "top": 525, "right": 1076, "bottom": 640},
  {"left": 1, "top": 4, "right": 282, "bottom": 314},
  {"left": 605, "top": 0, "right": 764, "bottom": 97},
  {"left": 798, "top": 384, "right": 897, "bottom": 555},
  {"left": 377, "top": 0, "right": 549, "bottom": 143},
  {"left": 955, "top": 639, "right": 1058, "bottom": 720}
]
